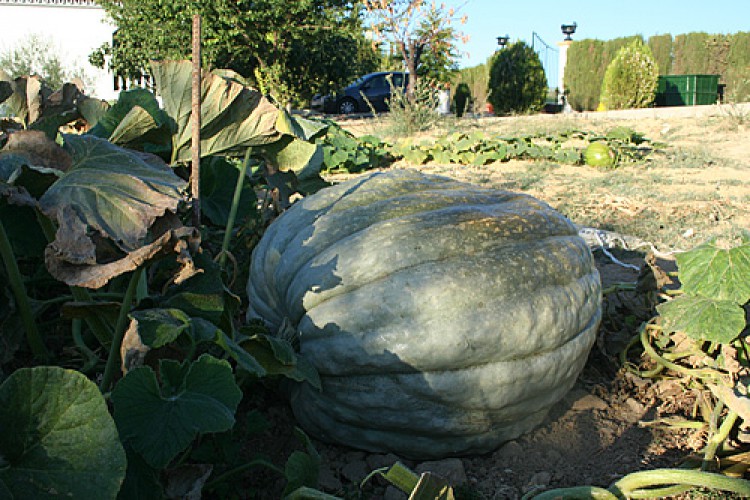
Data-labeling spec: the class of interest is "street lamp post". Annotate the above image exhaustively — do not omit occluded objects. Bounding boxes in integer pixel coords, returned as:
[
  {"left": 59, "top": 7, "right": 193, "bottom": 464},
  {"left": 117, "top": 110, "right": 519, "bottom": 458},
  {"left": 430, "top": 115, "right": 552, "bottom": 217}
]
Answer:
[{"left": 496, "top": 35, "right": 509, "bottom": 49}]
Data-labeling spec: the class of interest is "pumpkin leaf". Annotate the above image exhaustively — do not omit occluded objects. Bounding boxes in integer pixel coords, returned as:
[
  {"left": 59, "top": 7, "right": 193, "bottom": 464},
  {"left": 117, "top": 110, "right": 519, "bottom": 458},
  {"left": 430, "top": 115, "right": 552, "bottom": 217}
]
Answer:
[
  {"left": 282, "top": 428, "right": 321, "bottom": 497},
  {"left": 200, "top": 156, "right": 257, "bottom": 227},
  {"left": 112, "top": 354, "right": 243, "bottom": 469},
  {"left": 76, "top": 95, "right": 111, "bottom": 129},
  {"left": 41, "top": 134, "right": 187, "bottom": 253},
  {"left": 0, "top": 80, "right": 11, "bottom": 105},
  {"left": 160, "top": 252, "right": 233, "bottom": 326},
  {"left": 117, "top": 445, "right": 163, "bottom": 500},
  {"left": 657, "top": 295, "right": 746, "bottom": 343},
  {"left": 89, "top": 88, "right": 170, "bottom": 145},
  {"left": 151, "top": 61, "right": 281, "bottom": 163},
  {"left": 0, "top": 366, "right": 126, "bottom": 499},
  {"left": 0, "top": 150, "right": 64, "bottom": 200},
  {"left": 38, "top": 134, "right": 194, "bottom": 288},
  {"left": 239, "top": 333, "right": 321, "bottom": 389},
  {"left": 275, "top": 109, "right": 328, "bottom": 141},
  {"left": 675, "top": 234, "right": 750, "bottom": 304},
  {"left": 192, "top": 317, "right": 267, "bottom": 377}
]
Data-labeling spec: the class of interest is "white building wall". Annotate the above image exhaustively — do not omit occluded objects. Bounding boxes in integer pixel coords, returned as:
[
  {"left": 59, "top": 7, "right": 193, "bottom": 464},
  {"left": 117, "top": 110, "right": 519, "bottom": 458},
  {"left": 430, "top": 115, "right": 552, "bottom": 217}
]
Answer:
[{"left": 0, "top": 0, "right": 117, "bottom": 100}]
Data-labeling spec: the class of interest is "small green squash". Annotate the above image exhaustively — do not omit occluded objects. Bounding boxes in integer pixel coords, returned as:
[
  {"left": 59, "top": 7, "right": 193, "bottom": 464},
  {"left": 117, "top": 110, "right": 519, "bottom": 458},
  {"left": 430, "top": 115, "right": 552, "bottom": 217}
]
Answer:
[
  {"left": 247, "top": 170, "right": 601, "bottom": 458},
  {"left": 584, "top": 142, "right": 616, "bottom": 167}
]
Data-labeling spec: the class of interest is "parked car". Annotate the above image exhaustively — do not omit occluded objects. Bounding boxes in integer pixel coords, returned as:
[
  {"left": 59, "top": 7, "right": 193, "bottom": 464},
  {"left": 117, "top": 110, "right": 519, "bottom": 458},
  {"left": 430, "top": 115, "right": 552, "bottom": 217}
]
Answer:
[{"left": 313, "top": 71, "right": 409, "bottom": 114}]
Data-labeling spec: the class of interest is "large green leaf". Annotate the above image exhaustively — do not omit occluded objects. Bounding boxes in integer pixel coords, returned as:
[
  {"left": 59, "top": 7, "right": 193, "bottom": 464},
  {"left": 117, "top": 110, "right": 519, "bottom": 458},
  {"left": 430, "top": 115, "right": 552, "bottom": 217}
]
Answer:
[
  {"left": 129, "top": 308, "right": 192, "bottom": 348},
  {"left": 117, "top": 445, "right": 163, "bottom": 500},
  {"left": 0, "top": 366, "right": 126, "bottom": 499},
  {"left": 192, "top": 317, "right": 267, "bottom": 376},
  {"left": 37, "top": 134, "right": 194, "bottom": 288},
  {"left": 0, "top": 151, "right": 62, "bottom": 199},
  {"left": 657, "top": 295, "right": 746, "bottom": 343},
  {"left": 275, "top": 110, "right": 328, "bottom": 141},
  {"left": 40, "top": 134, "right": 187, "bottom": 253},
  {"left": 200, "top": 156, "right": 257, "bottom": 227},
  {"left": 111, "top": 354, "right": 242, "bottom": 469},
  {"left": 89, "top": 88, "right": 167, "bottom": 139},
  {"left": 0, "top": 81, "right": 12, "bottom": 105},
  {"left": 150, "top": 61, "right": 281, "bottom": 163},
  {"left": 160, "top": 252, "right": 238, "bottom": 327},
  {"left": 675, "top": 234, "right": 750, "bottom": 304},
  {"left": 263, "top": 136, "right": 328, "bottom": 194},
  {"left": 239, "top": 332, "right": 321, "bottom": 389}
]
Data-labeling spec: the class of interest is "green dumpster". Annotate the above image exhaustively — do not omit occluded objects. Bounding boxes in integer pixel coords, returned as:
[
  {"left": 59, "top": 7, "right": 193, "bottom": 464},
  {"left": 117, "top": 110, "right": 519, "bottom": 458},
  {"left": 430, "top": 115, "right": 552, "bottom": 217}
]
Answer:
[{"left": 655, "top": 74, "right": 720, "bottom": 106}]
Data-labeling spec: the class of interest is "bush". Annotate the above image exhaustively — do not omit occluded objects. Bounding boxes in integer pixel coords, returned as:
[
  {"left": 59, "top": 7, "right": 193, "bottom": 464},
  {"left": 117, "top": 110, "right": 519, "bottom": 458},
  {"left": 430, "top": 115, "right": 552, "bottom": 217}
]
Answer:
[
  {"left": 487, "top": 42, "right": 547, "bottom": 115},
  {"left": 600, "top": 40, "right": 659, "bottom": 110},
  {"left": 452, "top": 82, "right": 471, "bottom": 117},
  {"left": 384, "top": 79, "right": 440, "bottom": 136}
]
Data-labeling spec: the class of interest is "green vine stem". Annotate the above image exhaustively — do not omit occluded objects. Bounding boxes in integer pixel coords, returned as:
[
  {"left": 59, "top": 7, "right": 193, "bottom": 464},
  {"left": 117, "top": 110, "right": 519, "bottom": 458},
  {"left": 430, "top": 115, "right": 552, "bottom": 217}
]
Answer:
[
  {"left": 702, "top": 409, "right": 739, "bottom": 471},
  {"left": 203, "top": 458, "right": 283, "bottom": 490},
  {"left": 72, "top": 318, "right": 99, "bottom": 373},
  {"left": 100, "top": 266, "right": 145, "bottom": 393},
  {"left": 639, "top": 324, "right": 721, "bottom": 381},
  {"left": 610, "top": 468, "right": 750, "bottom": 498},
  {"left": 35, "top": 209, "right": 113, "bottom": 345},
  {"left": 526, "top": 486, "right": 617, "bottom": 499},
  {"left": 218, "top": 148, "right": 252, "bottom": 269},
  {"left": 0, "top": 219, "right": 49, "bottom": 360}
]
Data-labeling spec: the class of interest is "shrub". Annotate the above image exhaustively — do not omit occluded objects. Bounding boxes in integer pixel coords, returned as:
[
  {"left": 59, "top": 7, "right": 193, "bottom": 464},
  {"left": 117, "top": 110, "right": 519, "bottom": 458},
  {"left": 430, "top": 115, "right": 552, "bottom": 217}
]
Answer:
[
  {"left": 487, "top": 41, "right": 547, "bottom": 115},
  {"left": 600, "top": 40, "right": 659, "bottom": 110},
  {"left": 452, "top": 82, "right": 471, "bottom": 117},
  {"left": 384, "top": 79, "right": 440, "bottom": 137}
]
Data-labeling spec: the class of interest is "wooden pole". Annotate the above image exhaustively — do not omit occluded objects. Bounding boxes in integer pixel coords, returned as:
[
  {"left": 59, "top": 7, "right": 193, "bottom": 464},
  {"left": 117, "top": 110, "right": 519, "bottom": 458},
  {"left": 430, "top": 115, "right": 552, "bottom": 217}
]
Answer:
[{"left": 191, "top": 14, "right": 201, "bottom": 227}]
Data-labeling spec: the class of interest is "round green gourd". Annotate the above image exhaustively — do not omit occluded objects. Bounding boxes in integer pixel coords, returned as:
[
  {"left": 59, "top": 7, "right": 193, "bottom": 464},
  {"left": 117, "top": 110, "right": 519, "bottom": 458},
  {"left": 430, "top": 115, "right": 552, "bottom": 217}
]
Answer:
[
  {"left": 247, "top": 169, "right": 601, "bottom": 458},
  {"left": 584, "top": 142, "right": 616, "bottom": 167}
]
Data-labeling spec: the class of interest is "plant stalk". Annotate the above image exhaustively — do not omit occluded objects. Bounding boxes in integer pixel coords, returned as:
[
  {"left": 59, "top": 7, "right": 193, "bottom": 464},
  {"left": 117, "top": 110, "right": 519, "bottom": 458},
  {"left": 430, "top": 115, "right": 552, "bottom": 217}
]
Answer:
[
  {"left": 702, "top": 409, "right": 739, "bottom": 470},
  {"left": 191, "top": 13, "right": 202, "bottom": 228},
  {"left": 219, "top": 148, "right": 252, "bottom": 269},
  {"left": 204, "top": 458, "right": 283, "bottom": 489},
  {"left": 100, "top": 266, "right": 144, "bottom": 392},
  {"left": 610, "top": 468, "right": 750, "bottom": 498},
  {"left": 525, "top": 486, "right": 617, "bottom": 500},
  {"left": 0, "top": 219, "right": 48, "bottom": 360}
]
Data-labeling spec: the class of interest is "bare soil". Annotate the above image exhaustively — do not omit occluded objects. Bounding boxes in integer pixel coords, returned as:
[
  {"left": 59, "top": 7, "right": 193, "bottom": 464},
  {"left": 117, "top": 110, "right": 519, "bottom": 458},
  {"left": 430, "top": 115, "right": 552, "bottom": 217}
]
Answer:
[{"left": 240, "top": 105, "right": 750, "bottom": 499}]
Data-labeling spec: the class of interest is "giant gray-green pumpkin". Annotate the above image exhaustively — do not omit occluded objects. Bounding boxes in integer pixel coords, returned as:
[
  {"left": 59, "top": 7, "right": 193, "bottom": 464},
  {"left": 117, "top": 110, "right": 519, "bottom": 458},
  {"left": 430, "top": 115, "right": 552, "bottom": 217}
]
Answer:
[{"left": 247, "top": 170, "right": 601, "bottom": 458}]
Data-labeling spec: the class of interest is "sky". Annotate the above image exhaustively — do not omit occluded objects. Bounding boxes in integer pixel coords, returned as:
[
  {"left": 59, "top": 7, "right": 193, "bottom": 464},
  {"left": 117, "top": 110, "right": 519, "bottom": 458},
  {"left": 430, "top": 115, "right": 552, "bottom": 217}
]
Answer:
[{"left": 456, "top": 0, "right": 750, "bottom": 79}]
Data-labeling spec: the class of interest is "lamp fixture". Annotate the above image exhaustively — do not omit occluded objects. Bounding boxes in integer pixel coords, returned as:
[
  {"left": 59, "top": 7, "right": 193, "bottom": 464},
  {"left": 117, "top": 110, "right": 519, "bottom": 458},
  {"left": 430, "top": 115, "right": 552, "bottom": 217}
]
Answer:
[{"left": 561, "top": 22, "right": 577, "bottom": 41}]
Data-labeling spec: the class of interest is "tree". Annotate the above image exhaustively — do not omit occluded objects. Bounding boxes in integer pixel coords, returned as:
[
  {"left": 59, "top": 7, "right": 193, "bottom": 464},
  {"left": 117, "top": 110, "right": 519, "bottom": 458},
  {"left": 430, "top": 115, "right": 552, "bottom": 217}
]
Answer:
[
  {"left": 600, "top": 39, "right": 659, "bottom": 110},
  {"left": 91, "top": 0, "right": 379, "bottom": 105},
  {"left": 487, "top": 41, "right": 547, "bottom": 115},
  {"left": 1, "top": 34, "right": 90, "bottom": 90},
  {"left": 365, "top": 0, "right": 467, "bottom": 97}
]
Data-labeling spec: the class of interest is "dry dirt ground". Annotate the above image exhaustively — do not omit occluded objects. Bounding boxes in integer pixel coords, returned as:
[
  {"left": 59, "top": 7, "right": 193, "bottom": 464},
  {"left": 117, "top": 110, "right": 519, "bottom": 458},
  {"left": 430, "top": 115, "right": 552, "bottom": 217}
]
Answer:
[{"left": 242, "top": 105, "right": 750, "bottom": 499}]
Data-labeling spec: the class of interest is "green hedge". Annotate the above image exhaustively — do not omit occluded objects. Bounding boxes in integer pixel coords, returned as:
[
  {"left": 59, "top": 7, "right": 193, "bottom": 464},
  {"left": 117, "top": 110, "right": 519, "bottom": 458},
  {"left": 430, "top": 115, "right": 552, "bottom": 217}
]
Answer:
[
  {"left": 565, "top": 31, "right": 750, "bottom": 110},
  {"left": 565, "top": 36, "right": 641, "bottom": 111},
  {"left": 648, "top": 34, "right": 673, "bottom": 75}
]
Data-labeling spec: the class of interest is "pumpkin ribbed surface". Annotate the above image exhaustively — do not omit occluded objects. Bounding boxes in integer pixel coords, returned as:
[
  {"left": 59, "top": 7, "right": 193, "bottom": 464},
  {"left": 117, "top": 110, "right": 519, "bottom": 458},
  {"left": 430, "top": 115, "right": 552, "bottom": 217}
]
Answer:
[{"left": 247, "top": 169, "right": 601, "bottom": 458}]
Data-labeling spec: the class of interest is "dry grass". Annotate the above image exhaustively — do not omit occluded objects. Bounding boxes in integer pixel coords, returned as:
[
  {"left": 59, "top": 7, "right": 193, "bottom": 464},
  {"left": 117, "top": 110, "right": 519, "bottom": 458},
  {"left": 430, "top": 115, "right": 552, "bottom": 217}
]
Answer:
[{"left": 338, "top": 107, "right": 750, "bottom": 252}]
